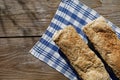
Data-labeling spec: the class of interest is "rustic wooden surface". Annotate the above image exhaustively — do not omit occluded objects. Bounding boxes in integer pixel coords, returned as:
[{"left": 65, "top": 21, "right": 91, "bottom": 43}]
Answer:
[
  {"left": 0, "top": 38, "right": 68, "bottom": 80},
  {"left": 0, "top": 0, "right": 120, "bottom": 80}
]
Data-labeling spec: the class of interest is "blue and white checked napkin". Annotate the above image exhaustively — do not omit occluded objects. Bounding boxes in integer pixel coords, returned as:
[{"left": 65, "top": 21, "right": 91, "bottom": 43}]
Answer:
[{"left": 30, "top": 0, "right": 120, "bottom": 80}]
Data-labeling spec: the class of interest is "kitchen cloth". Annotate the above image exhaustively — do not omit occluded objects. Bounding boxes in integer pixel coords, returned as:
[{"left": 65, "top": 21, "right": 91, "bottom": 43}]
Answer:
[{"left": 30, "top": 0, "right": 120, "bottom": 80}]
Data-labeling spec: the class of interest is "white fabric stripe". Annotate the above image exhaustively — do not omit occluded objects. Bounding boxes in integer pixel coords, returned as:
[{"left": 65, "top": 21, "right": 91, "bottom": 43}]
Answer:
[
  {"left": 56, "top": 10, "right": 83, "bottom": 27},
  {"left": 115, "top": 27, "right": 120, "bottom": 33}
]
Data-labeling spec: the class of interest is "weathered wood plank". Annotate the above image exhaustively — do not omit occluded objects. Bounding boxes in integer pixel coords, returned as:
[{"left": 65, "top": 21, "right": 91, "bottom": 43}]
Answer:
[
  {"left": 0, "top": 0, "right": 60, "bottom": 37},
  {"left": 0, "top": 38, "right": 68, "bottom": 80},
  {"left": 0, "top": 0, "right": 120, "bottom": 37}
]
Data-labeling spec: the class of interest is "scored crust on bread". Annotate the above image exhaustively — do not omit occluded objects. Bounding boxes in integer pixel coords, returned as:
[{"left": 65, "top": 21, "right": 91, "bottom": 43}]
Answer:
[
  {"left": 53, "top": 26, "right": 110, "bottom": 80},
  {"left": 83, "top": 17, "right": 120, "bottom": 79}
]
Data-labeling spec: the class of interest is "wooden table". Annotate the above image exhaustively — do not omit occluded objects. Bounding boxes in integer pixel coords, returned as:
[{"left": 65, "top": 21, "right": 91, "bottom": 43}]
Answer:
[{"left": 0, "top": 0, "right": 120, "bottom": 80}]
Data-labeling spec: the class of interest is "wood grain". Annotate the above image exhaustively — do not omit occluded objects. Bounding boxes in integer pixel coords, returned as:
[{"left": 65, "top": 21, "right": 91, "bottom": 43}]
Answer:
[
  {"left": 0, "top": 38, "right": 68, "bottom": 80},
  {"left": 0, "top": 0, "right": 60, "bottom": 37},
  {"left": 0, "top": 0, "right": 120, "bottom": 80}
]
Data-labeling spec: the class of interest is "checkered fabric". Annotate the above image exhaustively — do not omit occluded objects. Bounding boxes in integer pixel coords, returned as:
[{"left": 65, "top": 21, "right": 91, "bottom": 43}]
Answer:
[{"left": 30, "top": 0, "right": 120, "bottom": 80}]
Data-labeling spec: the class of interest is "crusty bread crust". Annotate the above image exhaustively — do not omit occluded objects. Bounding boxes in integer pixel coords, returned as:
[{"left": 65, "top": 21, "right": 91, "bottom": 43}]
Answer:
[
  {"left": 83, "top": 17, "right": 120, "bottom": 79},
  {"left": 53, "top": 26, "right": 110, "bottom": 80}
]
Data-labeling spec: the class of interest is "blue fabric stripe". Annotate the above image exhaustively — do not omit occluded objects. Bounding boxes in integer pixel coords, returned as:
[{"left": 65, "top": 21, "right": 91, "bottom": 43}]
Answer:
[
  {"left": 75, "top": 27, "right": 86, "bottom": 37},
  {"left": 45, "top": 30, "right": 54, "bottom": 38},
  {"left": 54, "top": 14, "right": 71, "bottom": 25},
  {"left": 50, "top": 22, "right": 62, "bottom": 30},
  {"left": 33, "top": 46, "right": 77, "bottom": 76},
  {"left": 67, "top": 1, "right": 98, "bottom": 20},
  {"left": 59, "top": 6, "right": 87, "bottom": 25},
  {"left": 39, "top": 38, "right": 58, "bottom": 52},
  {"left": 33, "top": 47, "right": 74, "bottom": 75},
  {"left": 54, "top": 14, "right": 87, "bottom": 38}
]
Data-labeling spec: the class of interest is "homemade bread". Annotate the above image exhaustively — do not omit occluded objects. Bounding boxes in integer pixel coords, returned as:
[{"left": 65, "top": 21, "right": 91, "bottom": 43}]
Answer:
[
  {"left": 83, "top": 17, "right": 120, "bottom": 79},
  {"left": 53, "top": 26, "right": 110, "bottom": 80}
]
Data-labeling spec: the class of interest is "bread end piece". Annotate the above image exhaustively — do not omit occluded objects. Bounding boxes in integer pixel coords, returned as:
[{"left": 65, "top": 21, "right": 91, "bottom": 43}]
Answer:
[
  {"left": 83, "top": 16, "right": 120, "bottom": 79},
  {"left": 53, "top": 25, "right": 110, "bottom": 80}
]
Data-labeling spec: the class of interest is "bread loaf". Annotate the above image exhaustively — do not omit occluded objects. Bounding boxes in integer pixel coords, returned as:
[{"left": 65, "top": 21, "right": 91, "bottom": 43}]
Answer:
[
  {"left": 83, "top": 17, "right": 120, "bottom": 79},
  {"left": 53, "top": 26, "right": 110, "bottom": 80}
]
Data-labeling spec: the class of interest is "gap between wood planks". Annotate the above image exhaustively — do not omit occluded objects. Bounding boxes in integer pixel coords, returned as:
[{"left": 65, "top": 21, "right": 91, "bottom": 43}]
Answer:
[{"left": 0, "top": 35, "right": 42, "bottom": 38}]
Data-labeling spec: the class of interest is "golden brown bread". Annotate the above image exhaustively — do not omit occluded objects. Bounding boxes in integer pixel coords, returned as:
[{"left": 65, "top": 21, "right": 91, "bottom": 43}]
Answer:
[
  {"left": 53, "top": 26, "right": 110, "bottom": 80},
  {"left": 83, "top": 17, "right": 120, "bottom": 79}
]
